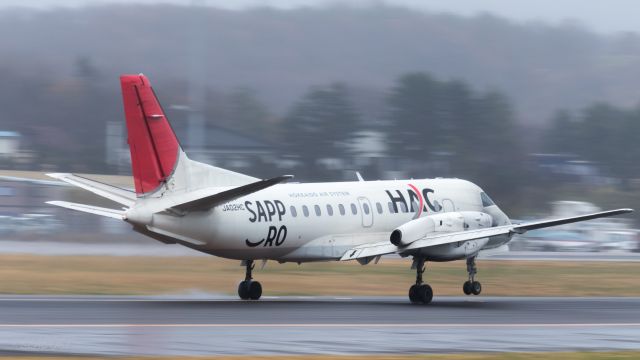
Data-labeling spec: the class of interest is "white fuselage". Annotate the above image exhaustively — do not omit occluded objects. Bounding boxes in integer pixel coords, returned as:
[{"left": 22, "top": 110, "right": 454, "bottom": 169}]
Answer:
[{"left": 131, "top": 178, "right": 512, "bottom": 263}]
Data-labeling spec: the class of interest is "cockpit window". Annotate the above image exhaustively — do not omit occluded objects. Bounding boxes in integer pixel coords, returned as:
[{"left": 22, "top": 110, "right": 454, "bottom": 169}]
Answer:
[{"left": 481, "top": 192, "right": 495, "bottom": 207}]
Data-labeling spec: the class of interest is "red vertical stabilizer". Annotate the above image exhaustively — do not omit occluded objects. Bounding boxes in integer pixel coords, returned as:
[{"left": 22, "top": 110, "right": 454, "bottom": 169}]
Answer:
[{"left": 120, "top": 74, "right": 180, "bottom": 196}]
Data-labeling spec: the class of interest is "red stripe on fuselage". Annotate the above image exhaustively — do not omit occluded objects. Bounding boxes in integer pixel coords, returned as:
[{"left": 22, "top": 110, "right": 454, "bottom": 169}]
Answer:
[{"left": 408, "top": 183, "right": 424, "bottom": 219}]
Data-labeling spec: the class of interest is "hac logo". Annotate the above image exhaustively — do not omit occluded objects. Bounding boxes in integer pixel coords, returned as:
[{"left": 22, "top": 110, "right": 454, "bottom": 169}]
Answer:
[{"left": 385, "top": 184, "right": 441, "bottom": 219}]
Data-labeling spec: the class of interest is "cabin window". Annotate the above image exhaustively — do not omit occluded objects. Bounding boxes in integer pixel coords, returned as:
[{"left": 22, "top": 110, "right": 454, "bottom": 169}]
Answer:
[
  {"left": 326, "top": 204, "right": 334, "bottom": 216},
  {"left": 363, "top": 202, "right": 370, "bottom": 215},
  {"left": 351, "top": 203, "right": 358, "bottom": 215},
  {"left": 388, "top": 202, "right": 395, "bottom": 213},
  {"left": 400, "top": 202, "right": 408, "bottom": 213},
  {"left": 314, "top": 205, "right": 322, "bottom": 216},
  {"left": 376, "top": 202, "right": 383, "bottom": 214},
  {"left": 480, "top": 192, "right": 495, "bottom": 207},
  {"left": 339, "top": 204, "right": 346, "bottom": 215},
  {"left": 302, "top": 205, "right": 309, "bottom": 217},
  {"left": 290, "top": 206, "right": 297, "bottom": 217},
  {"left": 410, "top": 201, "right": 419, "bottom": 213}
]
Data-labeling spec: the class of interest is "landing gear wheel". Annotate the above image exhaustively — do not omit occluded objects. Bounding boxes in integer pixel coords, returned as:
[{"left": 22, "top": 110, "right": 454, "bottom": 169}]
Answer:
[
  {"left": 238, "top": 281, "right": 250, "bottom": 300},
  {"left": 408, "top": 258, "right": 433, "bottom": 305},
  {"left": 238, "top": 260, "right": 262, "bottom": 300},
  {"left": 248, "top": 281, "right": 262, "bottom": 300},
  {"left": 463, "top": 280, "right": 472, "bottom": 295},
  {"left": 465, "top": 256, "right": 482, "bottom": 296},
  {"left": 418, "top": 284, "right": 433, "bottom": 304},
  {"left": 471, "top": 281, "right": 482, "bottom": 295},
  {"left": 409, "top": 284, "right": 420, "bottom": 304}
]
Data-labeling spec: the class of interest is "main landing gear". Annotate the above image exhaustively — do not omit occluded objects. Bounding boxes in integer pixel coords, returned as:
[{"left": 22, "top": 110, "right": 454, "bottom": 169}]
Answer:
[
  {"left": 238, "top": 260, "right": 262, "bottom": 300},
  {"left": 408, "top": 257, "right": 433, "bottom": 304},
  {"left": 462, "top": 256, "right": 482, "bottom": 296}
]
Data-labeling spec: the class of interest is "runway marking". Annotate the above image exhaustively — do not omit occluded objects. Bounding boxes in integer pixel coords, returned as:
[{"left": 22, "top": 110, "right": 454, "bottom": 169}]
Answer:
[
  {"left": 0, "top": 296, "right": 638, "bottom": 302},
  {"left": 0, "top": 298, "right": 239, "bottom": 302},
  {"left": 0, "top": 323, "right": 638, "bottom": 328}
]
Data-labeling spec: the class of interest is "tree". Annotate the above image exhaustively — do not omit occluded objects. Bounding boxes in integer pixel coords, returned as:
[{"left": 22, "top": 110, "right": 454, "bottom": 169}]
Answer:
[
  {"left": 281, "top": 83, "right": 359, "bottom": 179},
  {"left": 544, "top": 101, "right": 640, "bottom": 183},
  {"left": 456, "top": 91, "right": 527, "bottom": 202},
  {"left": 545, "top": 110, "right": 577, "bottom": 154},
  {"left": 73, "top": 56, "right": 101, "bottom": 81},
  {"left": 578, "top": 103, "right": 628, "bottom": 177},
  {"left": 386, "top": 72, "right": 528, "bottom": 209},
  {"left": 226, "top": 88, "right": 272, "bottom": 138},
  {"left": 387, "top": 73, "right": 444, "bottom": 160}
]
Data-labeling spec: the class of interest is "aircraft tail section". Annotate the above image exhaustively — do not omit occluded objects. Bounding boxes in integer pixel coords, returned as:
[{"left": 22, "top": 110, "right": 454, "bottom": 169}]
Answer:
[
  {"left": 46, "top": 173, "right": 135, "bottom": 207},
  {"left": 120, "top": 74, "right": 181, "bottom": 196},
  {"left": 47, "top": 201, "right": 125, "bottom": 219},
  {"left": 120, "top": 74, "right": 258, "bottom": 197}
]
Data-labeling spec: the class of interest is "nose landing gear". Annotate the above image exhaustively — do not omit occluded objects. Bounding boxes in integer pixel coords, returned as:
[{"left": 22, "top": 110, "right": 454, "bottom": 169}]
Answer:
[
  {"left": 462, "top": 256, "right": 481, "bottom": 296},
  {"left": 408, "top": 257, "right": 433, "bottom": 304},
  {"left": 238, "top": 260, "right": 262, "bottom": 300}
]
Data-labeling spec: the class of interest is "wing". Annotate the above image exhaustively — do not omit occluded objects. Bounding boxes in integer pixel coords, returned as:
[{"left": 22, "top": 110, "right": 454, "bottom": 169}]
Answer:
[
  {"left": 170, "top": 175, "right": 294, "bottom": 213},
  {"left": 510, "top": 209, "right": 633, "bottom": 233},
  {"left": 340, "top": 208, "right": 633, "bottom": 261}
]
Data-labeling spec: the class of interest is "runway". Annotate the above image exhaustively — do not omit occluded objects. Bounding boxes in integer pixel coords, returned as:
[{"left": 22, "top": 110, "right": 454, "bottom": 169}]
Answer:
[{"left": 0, "top": 295, "right": 639, "bottom": 355}]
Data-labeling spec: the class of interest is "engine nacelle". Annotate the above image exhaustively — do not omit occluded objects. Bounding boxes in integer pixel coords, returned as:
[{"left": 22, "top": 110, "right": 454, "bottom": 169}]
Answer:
[
  {"left": 390, "top": 211, "right": 492, "bottom": 246},
  {"left": 390, "top": 216, "right": 436, "bottom": 246}
]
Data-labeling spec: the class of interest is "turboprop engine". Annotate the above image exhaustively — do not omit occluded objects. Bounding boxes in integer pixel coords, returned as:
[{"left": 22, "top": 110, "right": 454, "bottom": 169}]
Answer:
[{"left": 389, "top": 211, "right": 493, "bottom": 246}]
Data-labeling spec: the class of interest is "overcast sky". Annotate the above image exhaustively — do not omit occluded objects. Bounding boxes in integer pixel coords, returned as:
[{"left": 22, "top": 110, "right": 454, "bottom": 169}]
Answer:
[{"left": 2, "top": 0, "right": 639, "bottom": 34}]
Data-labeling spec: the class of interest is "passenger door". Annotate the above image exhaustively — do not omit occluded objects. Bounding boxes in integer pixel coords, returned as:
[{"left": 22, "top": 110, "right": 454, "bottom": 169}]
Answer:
[
  {"left": 442, "top": 198, "right": 455, "bottom": 212},
  {"left": 357, "top": 197, "right": 374, "bottom": 228}
]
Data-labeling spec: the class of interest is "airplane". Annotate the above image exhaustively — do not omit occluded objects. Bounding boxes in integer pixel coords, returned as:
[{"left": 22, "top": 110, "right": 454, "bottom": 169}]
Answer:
[{"left": 45, "top": 74, "right": 633, "bottom": 304}]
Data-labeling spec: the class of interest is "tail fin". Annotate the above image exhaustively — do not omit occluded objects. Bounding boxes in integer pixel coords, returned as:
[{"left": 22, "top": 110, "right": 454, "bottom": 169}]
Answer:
[
  {"left": 120, "top": 74, "right": 181, "bottom": 195},
  {"left": 120, "top": 74, "right": 259, "bottom": 197}
]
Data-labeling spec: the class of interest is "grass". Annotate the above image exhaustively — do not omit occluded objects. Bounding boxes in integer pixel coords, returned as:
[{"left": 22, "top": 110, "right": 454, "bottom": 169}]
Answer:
[{"left": 0, "top": 254, "right": 639, "bottom": 296}]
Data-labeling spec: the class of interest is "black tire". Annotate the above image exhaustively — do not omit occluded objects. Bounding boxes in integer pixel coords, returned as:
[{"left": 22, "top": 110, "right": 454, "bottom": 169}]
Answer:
[
  {"left": 418, "top": 284, "right": 433, "bottom": 304},
  {"left": 408, "top": 284, "right": 419, "bottom": 304},
  {"left": 248, "top": 281, "right": 262, "bottom": 300},
  {"left": 238, "top": 280, "right": 250, "bottom": 300},
  {"left": 463, "top": 280, "right": 472, "bottom": 295},
  {"left": 471, "top": 281, "right": 482, "bottom": 295}
]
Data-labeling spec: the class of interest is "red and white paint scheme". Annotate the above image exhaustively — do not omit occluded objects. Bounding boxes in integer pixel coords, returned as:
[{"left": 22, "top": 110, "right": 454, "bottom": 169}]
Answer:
[{"left": 47, "top": 74, "right": 633, "bottom": 304}]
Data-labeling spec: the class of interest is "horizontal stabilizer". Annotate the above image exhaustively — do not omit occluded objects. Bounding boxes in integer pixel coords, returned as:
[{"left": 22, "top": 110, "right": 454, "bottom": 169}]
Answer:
[
  {"left": 46, "top": 173, "right": 135, "bottom": 207},
  {"left": 170, "top": 175, "right": 294, "bottom": 213},
  {"left": 341, "top": 208, "right": 633, "bottom": 261},
  {"left": 46, "top": 201, "right": 125, "bottom": 219},
  {"left": 0, "top": 175, "right": 68, "bottom": 187}
]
